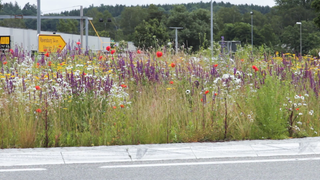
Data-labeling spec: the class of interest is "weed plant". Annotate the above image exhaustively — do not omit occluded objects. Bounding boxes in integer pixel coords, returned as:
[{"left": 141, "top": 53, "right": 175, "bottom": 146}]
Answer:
[{"left": 0, "top": 44, "right": 319, "bottom": 148}]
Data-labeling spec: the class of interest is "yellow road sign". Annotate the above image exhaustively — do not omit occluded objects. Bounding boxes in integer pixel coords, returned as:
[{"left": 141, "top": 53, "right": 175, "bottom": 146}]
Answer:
[
  {"left": 38, "top": 34, "right": 66, "bottom": 53},
  {"left": 0, "top": 36, "right": 10, "bottom": 50}
]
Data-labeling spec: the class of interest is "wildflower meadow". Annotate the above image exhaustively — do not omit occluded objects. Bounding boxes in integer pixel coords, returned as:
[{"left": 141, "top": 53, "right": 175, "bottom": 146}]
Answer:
[{"left": 0, "top": 43, "right": 320, "bottom": 149}]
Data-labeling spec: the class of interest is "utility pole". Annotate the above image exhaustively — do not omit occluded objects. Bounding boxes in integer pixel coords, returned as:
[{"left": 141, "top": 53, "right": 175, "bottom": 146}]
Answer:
[
  {"left": 37, "top": 0, "right": 41, "bottom": 34},
  {"left": 86, "top": 18, "right": 89, "bottom": 50},
  {"left": 250, "top": 11, "right": 253, "bottom": 50},
  {"left": 80, "top": 6, "right": 83, "bottom": 49},
  {"left": 211, "top": 0, "right": 213, "bottom": 59}
]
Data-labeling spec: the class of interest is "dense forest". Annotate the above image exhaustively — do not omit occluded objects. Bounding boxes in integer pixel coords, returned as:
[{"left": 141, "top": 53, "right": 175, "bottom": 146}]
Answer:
[{"left": 0, "top": 0, "right": 320, "bottom": 54}]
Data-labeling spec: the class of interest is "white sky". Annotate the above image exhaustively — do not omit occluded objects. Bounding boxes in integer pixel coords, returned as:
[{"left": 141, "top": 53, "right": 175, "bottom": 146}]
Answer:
[{"left": 2, "top": 0, "right": 276, "bottom": 14}]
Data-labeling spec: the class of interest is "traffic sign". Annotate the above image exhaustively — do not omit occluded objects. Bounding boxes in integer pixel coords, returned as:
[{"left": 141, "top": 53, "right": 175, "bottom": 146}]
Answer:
[
  {"left": 38, "top": 34, "right": 66, "bottom": 53},
  {"left": 0, "top": 36, "right": 10, "bottom": 50}
]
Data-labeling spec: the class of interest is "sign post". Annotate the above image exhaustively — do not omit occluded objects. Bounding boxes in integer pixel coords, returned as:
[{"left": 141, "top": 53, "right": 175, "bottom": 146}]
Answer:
[
  {"left": 0, "top": 36, "right": 10, "bottom": 51},
  {"left": 38, "top": 34, "right": 66, "bottom": 53}
]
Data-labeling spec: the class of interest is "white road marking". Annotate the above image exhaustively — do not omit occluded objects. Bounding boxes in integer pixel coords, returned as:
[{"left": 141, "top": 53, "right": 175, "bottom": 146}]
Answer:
[
  {"left": 100, "top": 157, "right": 320, "bottom": 168},
  {"left": 0, "top": 168, "right": 47, "bottom": 172}
]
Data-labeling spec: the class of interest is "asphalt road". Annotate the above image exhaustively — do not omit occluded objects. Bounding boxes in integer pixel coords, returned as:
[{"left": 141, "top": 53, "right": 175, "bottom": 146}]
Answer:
[{"left": 1, "top": 155, "right": 320, "bottom": 180}]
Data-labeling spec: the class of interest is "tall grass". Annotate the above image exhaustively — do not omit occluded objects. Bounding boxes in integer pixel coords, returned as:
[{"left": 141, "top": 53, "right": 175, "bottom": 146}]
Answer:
[{"left": 0, "top": 45, "right": 319, "bottom": 148}]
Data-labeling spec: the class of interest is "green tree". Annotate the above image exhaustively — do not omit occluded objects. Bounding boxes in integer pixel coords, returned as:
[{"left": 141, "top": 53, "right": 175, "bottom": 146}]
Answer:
[
  {"left": 0, "top": 19, "right": 26, "bottom": 28},
  {"left": 57, "top": 19, "right": 79, "bottom": 34},
  {"left": 133, "top": 19, "right": 169, "bottom": 49},
  {"left": 281, "top": 20, "right": 320, "bottom": 54},
  {"left": 146, "top": 4, "right": 166, "bottom": 22},
  {"left": 259, "top": 24, "right": 278, "bottom": 47},
  {"left": 186, "top": 8, "right": 212, "bottom": 50},
  {"left": 265, "top": 12, "right": 285, "bottom": 37},
  {"left": 312, "top": 0, "right": 320, "bottom": 28},
  {"left": 120, "top": 6, "right": 148, "bottom": 40},
  {"left": 216, "top": 6, "right": 242, "bottom": 30},
  {"left": 242, "top": 10, "right": 267, "bottom": 29},
  {"left": 275, "top": 0, "right": 313, "bottom": 9},
  {"left": 218, "top": 22, "right": 264, "bottom": 46},
  {"left": 166, "top": 5, "right": 190, "bottom": 28},
  {"left": 275, "top": 0, "right": 316, "bottom": 27},
  {"left": 166, "top": 5, "right": 215, "bottom": 51},
  {"left": 22, "top": 2, "right": 37, "bottom": 15}
]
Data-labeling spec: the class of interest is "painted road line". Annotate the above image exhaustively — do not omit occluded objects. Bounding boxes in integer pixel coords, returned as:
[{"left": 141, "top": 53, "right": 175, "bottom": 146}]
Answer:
[
  {"left": 100, "top": 157, "right": 320, "bottom": 168},
  {"left": 0, "top": 168, "right": 47, "bottom": 172}
]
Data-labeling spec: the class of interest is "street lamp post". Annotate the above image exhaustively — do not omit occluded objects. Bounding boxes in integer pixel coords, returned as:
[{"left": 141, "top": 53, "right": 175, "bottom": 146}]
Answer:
[
  {"left": 250, "top": 11, "right": 253, "bottom": 49},
  {"left": 169, "top": 27, "right": 183, "bottom": 53},
  {"left": 296, "top": 22, "right": 302, "bottom": 56},
  {"left": 37, "top": 0, "right": 41, "bottom": 34},
  {"left": 211, "top": 0, "right": 213, "bottom": 58}
]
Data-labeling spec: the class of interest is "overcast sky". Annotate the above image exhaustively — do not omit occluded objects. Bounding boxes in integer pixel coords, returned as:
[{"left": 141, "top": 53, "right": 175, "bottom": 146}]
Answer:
[{"left": 3, "top": 0, "right": 276, "bottom": 14}]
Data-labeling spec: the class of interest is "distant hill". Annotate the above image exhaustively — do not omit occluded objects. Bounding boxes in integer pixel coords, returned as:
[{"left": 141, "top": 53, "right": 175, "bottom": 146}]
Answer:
[
  {"left": 60, "top": 1, "right": 271, "bottom": 18},
  {"left": 0, "top": 1, "right": 271, "bottom": 31}
]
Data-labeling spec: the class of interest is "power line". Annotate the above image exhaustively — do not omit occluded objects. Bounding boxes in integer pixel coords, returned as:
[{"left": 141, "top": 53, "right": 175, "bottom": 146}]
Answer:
[{"left": 42, "top": 5, "right": 82, "bottom": 13}]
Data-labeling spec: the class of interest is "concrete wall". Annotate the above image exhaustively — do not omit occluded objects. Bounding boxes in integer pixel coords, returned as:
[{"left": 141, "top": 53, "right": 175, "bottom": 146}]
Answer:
[{"left": 0, "top": 26, "right": 111, "bottom": 52}]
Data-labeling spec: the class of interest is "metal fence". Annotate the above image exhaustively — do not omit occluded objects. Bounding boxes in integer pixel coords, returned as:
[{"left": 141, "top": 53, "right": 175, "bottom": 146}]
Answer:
[{"left": 219, "top": 41, "right": 241, "bottom": 54}]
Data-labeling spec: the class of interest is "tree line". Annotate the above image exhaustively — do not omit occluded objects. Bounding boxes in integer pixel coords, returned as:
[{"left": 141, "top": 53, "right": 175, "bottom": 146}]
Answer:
[{"left": 1, "top": 1, "right": 320, "bottom": 54}]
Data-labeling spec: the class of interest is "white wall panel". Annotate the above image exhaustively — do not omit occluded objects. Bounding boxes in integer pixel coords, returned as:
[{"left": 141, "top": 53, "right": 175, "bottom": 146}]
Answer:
[{"left": 0, "top": 26, "right": 110, "bottom": 53}]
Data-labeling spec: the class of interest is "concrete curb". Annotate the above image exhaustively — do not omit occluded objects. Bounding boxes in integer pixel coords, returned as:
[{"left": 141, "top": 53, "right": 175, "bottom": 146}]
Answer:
[{"left": 1, "top": 137, "right": 320, "bottom": 166}]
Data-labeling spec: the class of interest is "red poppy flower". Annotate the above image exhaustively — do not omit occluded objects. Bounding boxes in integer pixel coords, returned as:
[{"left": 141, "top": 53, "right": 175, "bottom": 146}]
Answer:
[
  {"left": 201, "top": 98, "right": 203, "bottom": 102},
  {"left": 120, "top": 104, "right": 125, "bottom": 108},
  {"left": 36, "top": 109, "right": 42, "bottom": 113},
  {"left": 252, "top": 65, "right": 259, "bottom": 72},
  {"left": 156, "top": 51, "right": 163, "bottom": 58},
  {"left": 170, "top": 81, "right": 174, "bottom": 84},
  {"left": 214, "top": 93, "right": 218, "bottom": 96},
  {"left": 205, "top": 90, "right": 209, "bottom": 95},
  {"left": 99, "top": 56, "right": 103, "bottom": 60},
  {"left": 48, "top": 61, "right": 52, "bottom": 66},
  {"left": 111, "top": 50, "right": 116, "bottom": 54},
  {"left": 113, "top": 106, "right": 116, "bottom": 109},
  {"left": 76, "top": 42, "right": 81, "bottom": 45},
  {"left": 241, "top": 59, "right": 244, "bottom": 62},
  {"left": 121, "top": 84, "right": 127, "bottom": 88},
  {"left": 37, "top": 63, "right": 40, "bottom": 66},
  {"left": 35, "top": 86, "right": 41, "bottom": 90},
  {"left": 296, "top": 108, "right": 299, "bottom": 111},
  {"left": 137, "top": 50, "right": 141, "bottom": 54},
  {"left": 10, "top": 49, "right": 13, "bottom": 53},
  {"left": 170, "top": 63, "right": 175, "bottom": 68},
  {"left": 83, "top": 72, "right": 87, "bottom": 75},
  {"left": 3, "top": 61, "right": 7, "bottom": 65},
  {"left": 214, "top": 64, "right": 218, "bottom": 67},
  {"left": 106, "top": 46, "right": 111, "bottom": 51},
  {"left": 45, "top": 52, "right": 49, "bottom": 57}
]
